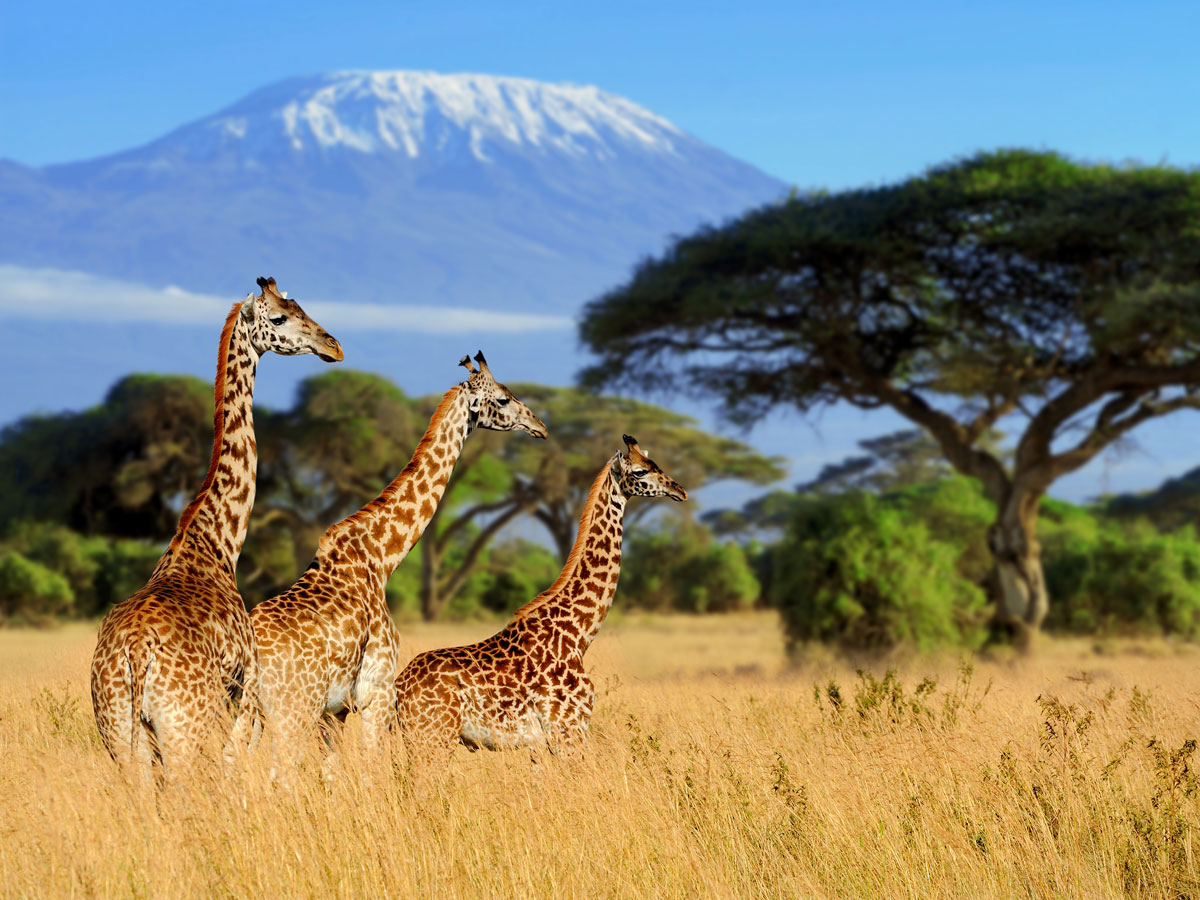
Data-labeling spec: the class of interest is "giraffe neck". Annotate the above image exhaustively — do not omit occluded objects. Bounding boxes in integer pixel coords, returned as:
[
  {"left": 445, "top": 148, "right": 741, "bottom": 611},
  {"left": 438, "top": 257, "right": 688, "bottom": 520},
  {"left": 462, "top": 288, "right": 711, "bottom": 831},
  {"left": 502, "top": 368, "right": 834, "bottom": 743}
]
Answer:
[
  {"left": 156, "top": 303, "right": 260, "bottom": 583},
  {"left": 317, "top": 385, "right": 473, "bottom": 579},
  {"left": 513, "top": 459, "right": 626, "bottom": 653}
]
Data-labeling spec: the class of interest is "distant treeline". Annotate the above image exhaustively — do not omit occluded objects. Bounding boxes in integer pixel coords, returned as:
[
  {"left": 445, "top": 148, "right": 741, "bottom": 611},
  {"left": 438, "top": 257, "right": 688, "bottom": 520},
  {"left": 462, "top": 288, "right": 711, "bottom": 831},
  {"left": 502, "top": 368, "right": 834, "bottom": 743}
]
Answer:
[
  {"left": 710, "top": 430, "right": 1200, "bottom": 652},
  {"left": 4, "top": 373, "right": 1200, "bottom": 646},
  {"left": 0, "top": 371, "right": 779, "bottom": 624}
]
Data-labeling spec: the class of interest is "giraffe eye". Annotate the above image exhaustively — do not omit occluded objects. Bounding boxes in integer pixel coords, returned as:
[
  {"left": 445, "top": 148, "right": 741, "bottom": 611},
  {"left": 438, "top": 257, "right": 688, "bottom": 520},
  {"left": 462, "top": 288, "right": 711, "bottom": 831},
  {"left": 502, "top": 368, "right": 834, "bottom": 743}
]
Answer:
[
  {"left": 269, "top": 314, "right": 287, "bottom": 326},
  {"left": 496, "top": 397, "right": 511, "bottom": 406},
  {"left": 630, "top": 468, "right": 648, "bottom": 477}
]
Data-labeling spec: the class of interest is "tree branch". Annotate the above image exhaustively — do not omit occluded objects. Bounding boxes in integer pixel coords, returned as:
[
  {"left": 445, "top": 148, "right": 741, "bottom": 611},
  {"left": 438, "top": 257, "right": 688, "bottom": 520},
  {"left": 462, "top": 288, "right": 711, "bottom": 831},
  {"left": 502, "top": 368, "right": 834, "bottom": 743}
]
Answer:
[
  {"left": 1039, "top": 392, "right": 1200, "bottom": 484},
  {"left": 437, "top": 498, "right": 538, "bottom": 600},
  {"left": 864, "top": 378, "right": 1011, "bottom": 501}
]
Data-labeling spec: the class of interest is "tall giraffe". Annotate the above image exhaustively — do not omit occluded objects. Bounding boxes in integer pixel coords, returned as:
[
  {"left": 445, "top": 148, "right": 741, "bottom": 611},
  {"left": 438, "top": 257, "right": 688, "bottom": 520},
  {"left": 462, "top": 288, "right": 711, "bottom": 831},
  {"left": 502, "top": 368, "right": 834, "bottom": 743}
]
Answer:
[
  {"left": 395, "top": 434, "right": 687, "bottom": 765},
  {"left": 90, "top": 277, "right": 343, "bottom": 776},
  {"left": 240, "top": 352, "right": 547, "bottom": 768}
]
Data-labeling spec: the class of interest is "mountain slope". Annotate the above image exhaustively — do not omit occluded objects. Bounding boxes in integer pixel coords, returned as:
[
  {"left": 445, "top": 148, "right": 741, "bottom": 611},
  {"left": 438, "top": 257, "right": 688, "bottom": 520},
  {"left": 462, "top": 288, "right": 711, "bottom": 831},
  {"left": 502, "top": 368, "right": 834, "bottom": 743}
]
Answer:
[{"left": 0, "top": 71, "right": 786, "bottom": 310}]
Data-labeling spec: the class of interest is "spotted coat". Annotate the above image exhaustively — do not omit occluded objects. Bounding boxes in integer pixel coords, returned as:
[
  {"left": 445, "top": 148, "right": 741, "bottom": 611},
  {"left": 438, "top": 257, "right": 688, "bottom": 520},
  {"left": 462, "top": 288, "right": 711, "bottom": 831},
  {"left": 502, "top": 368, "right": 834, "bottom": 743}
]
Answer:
[
  {"left": 395, "top": 434, "right": 687, "bottom": 765},
  {"left": 241, "top": 353, "right": 547, "bottom": 767},
  {"left": 90, "top": 278, "right": 342, "bottom": 776}
]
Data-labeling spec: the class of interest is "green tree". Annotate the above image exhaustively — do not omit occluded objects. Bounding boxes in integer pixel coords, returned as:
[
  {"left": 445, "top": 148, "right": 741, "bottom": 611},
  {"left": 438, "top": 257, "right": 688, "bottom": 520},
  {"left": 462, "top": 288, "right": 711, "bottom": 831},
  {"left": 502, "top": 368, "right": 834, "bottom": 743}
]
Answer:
[
  {"left": 771, "top": 492, "right": 987, "bottom": 653},
  {"left": 1104, "top": 465, "right": 1200, "bottom": 533},
  {"left": 581, "top": 150, "right": 1200, "bottom": 646},
  {"left": 0, "top": 374, "right": 212, "bottom": 539},
  {"left": 622, "top": 519, "right": 760, "bottom": 613}
]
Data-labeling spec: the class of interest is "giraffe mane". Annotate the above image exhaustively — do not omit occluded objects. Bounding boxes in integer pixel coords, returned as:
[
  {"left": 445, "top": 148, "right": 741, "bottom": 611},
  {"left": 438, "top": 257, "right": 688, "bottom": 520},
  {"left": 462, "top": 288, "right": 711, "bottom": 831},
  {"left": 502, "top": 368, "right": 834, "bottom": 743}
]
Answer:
[
  {"left": 322, "top": 384, "right": 464, "bottom": 546},
  {"left": 512, "top": 456, "right": 617, "bottom": 619},
  {"left": 169, "top": 301, "right": 245, "bottom": 549}
]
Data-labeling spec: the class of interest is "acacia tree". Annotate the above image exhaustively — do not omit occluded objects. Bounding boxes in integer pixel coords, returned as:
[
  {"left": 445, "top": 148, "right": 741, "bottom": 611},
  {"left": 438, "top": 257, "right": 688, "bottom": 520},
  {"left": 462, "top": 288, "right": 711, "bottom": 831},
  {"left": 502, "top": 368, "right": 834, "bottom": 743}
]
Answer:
[
  {"left": 0, "top": 374, "right": 213, "bottom": 538},
  {"left": 580, "top": 150, "right": 1200, "bottom": 645}
]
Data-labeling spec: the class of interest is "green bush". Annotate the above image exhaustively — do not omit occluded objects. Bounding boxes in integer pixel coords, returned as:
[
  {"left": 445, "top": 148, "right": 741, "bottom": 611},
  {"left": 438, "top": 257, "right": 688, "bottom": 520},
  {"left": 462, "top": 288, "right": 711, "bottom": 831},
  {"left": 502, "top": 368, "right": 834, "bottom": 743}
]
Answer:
[
  {"left": 884, "top": 477, "right": 995, "bottom": 584},
  {"left": 0, "top": 521, "right": 161, "bottom": 619},
  {"left": 771, "top": 492, "right": 987, "bottom": 653},
  {"left": 1042, "top": 519, "right": 1200, "bottom": 636},
  {"left": 0, "top": 551, "right": 74, "bottom": 624},
  {"left": 622, "top": 521, "right": 760, "bottom": 613}
]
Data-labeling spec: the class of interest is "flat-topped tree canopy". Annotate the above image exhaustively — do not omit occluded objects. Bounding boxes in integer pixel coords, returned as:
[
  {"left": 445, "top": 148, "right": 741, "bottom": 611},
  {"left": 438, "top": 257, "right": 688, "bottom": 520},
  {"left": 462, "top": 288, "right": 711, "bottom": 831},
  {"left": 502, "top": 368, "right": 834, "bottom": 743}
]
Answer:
[{"left": 580, "top": 149, "right": 1200, "bottom": 645}]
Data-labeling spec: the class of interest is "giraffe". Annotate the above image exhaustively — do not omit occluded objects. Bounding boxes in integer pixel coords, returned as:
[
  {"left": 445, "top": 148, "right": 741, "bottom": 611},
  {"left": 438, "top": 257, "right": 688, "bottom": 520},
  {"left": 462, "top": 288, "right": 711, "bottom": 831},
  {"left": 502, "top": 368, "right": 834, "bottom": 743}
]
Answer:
[
  {"left": 394, "top": 433, "right": 687, "bottom": 766},
  {"left": 90, "top": 277, "right": 343, "bottom": 777},
  {"left": 238, "top": 351, "right": 547, "bottom": 771}
]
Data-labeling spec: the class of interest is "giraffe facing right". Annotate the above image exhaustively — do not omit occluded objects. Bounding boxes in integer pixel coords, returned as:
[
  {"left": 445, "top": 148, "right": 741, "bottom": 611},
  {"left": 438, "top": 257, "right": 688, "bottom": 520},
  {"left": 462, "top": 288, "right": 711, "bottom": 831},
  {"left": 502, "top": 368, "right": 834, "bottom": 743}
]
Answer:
[
  {"left": 238, "top": 352, "right": 547, "bottom": 770},
  {"left": 90, "top": 278, "right": 342, "bottom": 778},
  {"left": 395, "top": 434, "right": 687, "bottom": 766}
]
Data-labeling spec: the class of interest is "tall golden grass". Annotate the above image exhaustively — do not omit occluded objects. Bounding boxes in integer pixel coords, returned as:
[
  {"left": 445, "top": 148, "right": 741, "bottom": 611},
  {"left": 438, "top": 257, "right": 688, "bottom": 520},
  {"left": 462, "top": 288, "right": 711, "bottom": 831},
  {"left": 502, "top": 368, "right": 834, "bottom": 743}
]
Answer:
[{"left": 3, "top": 612, "right": 1200, "bottom": 899}]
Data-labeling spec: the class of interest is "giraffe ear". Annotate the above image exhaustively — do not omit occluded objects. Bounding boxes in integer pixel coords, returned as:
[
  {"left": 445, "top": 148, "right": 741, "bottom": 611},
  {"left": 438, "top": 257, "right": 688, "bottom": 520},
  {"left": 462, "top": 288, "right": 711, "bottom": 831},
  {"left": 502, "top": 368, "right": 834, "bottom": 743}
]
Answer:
[{"left": 240, "top": 297, "right": 256, "bottom": 322}]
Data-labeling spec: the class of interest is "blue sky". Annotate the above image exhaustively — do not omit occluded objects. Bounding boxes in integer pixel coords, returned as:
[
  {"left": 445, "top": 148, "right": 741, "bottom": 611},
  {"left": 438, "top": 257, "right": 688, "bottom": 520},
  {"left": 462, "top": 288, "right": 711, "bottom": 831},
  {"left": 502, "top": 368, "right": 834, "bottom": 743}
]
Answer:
[
  {"left": 4, "top": 1, "right": 1199, "bottom": 188},
  {"left": 4, "top": 1, "right": 1200, "bottom": 503}
]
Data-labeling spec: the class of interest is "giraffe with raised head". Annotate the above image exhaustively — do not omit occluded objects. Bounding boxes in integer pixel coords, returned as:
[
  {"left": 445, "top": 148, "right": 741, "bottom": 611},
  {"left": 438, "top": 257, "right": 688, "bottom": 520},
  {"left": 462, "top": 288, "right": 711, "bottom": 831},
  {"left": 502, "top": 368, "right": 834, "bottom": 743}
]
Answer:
[
  {"left": 239, "top": 351, "right": 547, "bottom": 769},
  {"left": 395, "top": 433, "right": 687, "bottom": 766},
  {"left": 90, "top": 277, "right": 343, "bottom": 776}
]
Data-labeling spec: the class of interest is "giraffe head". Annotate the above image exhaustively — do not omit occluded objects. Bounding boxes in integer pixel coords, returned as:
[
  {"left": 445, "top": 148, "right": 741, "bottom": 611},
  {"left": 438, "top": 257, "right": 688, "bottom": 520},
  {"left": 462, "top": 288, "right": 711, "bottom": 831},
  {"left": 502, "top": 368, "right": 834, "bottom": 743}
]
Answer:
[
  {"left": 240, "top": 276, "right": 345, "bottom": 362},
  {"left": 614, "top": 434, "right": 688, "bottom": 501},
  {"left": 458, "top": 351, "right": 548, "bottom": 439}
]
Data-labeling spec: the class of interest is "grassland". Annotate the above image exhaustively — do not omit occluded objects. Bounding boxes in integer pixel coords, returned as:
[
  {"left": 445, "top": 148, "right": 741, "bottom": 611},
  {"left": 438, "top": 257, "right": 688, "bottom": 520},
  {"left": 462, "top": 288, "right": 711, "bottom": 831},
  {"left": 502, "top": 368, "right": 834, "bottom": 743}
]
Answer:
[{"left": 3, "top": 612, "right": 1200, "bottom": 899}]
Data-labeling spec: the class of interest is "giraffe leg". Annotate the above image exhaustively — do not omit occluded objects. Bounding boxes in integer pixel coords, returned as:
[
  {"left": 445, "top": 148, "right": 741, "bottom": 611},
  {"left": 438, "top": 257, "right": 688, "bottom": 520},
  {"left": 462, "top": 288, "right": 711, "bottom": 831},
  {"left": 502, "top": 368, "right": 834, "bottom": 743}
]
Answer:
[
  {"left": 226, "top": 647, "right": 262, "bottom": 765},
  {"left": 548, "top": 673, "right": 595, "bottom": 758},
  {"left": 227, "top": 706, "right": 257, "bottom": 759},
  {"left": 92, "top": 665, "right": 133, "bottom": 766},
  {"left": 317, "top": 708, "right": 351, "bottom": 782},
  {"left": 264, "top": 703, "right": 321, "bottom": 784},
  {"left": 399, "top": 690, "right": 463, "bottom": 778},
  {"left": 358, "top": 677, "right": 397, "bottom": 755}
]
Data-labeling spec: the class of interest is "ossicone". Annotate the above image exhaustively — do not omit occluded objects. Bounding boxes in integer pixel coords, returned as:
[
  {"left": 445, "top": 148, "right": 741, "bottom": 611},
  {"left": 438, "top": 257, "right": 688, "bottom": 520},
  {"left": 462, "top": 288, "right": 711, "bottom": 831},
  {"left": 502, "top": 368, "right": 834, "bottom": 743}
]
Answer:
[{"left": 459, "top": 354, "right": 476, "bottom": 374}]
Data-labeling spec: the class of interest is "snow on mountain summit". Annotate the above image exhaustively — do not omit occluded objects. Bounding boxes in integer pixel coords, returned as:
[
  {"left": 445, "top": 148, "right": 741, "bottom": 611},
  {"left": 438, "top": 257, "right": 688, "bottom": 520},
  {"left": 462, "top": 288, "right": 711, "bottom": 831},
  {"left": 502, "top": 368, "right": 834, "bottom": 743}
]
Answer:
[
  {"left": 4, "top": 69, "right": 784, "bottom": 316},
  {"left": 182, "top": 70, "right": 686, "bottom": 164}
]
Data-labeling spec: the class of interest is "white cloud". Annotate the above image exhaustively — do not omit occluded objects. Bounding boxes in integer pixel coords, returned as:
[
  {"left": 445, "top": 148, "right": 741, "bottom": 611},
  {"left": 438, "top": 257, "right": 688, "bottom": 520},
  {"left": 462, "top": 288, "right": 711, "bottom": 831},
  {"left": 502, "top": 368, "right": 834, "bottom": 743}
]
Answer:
[{"left": 0, "top": 265, "right": 573, "bottom": 334}]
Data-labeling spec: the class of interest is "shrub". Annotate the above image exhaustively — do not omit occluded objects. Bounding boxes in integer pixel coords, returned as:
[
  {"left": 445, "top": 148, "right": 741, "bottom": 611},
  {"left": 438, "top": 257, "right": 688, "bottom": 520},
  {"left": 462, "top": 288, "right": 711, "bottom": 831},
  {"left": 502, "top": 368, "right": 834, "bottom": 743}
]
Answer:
[
  {"left": 1042, "top": 521, "right": 1200, "bottom": 637},
  {"left": 622, "top": 521, "right": 760, "bottom": 613},
  {"left": 0, "top": 551, "right": 74, "bottom": 624},
  {"left": 0, "top": 521, "right": 160, "bottom": 619},
  {"left": 771, "top": 492, "right": 987, "bottom": 653}
]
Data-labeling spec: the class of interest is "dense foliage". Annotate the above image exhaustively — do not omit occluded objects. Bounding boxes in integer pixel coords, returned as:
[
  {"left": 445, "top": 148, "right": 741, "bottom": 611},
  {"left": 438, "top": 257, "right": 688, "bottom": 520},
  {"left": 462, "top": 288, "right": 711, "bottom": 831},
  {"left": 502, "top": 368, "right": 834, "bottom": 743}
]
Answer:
[
  {"left": 581, "top": 149, "right": 1200, "bottom": 638},
  {"left": 621, "top": 520, "right": 760, "bottom": 613},
  {"left": 771, "top": 488, "right": 988, "bottom": 653}
]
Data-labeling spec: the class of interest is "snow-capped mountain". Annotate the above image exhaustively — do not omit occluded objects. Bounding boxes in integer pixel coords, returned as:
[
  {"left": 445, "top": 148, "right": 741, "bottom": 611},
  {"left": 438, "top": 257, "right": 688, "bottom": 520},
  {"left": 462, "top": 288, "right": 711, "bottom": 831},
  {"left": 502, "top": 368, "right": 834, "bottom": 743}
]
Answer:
[
  {"left": 145, "top": 71, "right": 687, "bottom": 163},
  {"left": 0, "top": 71, "right": 786, "bottom": 312}
]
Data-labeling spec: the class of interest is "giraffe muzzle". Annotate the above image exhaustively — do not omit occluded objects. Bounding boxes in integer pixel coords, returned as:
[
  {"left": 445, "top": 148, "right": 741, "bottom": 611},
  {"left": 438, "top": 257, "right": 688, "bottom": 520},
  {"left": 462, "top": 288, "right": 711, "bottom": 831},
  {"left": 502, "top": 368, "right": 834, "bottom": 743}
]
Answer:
[{"left": 316, "top": 335, "right": 345, "bottom": 363}]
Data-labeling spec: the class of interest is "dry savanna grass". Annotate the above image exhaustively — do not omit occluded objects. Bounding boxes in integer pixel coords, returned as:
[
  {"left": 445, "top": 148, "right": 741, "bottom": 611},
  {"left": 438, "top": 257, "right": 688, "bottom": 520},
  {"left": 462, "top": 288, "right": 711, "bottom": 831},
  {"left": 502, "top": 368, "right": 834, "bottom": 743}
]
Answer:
[{"left": 4, "top": 612, "right": 1200, "bottom": 899}]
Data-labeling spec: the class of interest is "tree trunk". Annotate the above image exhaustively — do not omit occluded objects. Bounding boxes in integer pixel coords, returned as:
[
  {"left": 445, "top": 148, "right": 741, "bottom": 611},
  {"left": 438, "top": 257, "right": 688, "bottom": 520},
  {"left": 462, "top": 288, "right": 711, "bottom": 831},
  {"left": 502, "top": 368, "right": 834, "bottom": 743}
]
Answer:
[
  {"left": 986, "top": 490, "right": 1049, "bottom": 650},
  {"left": 419, "top": 536, "right": 444, "bottom": 622}
]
